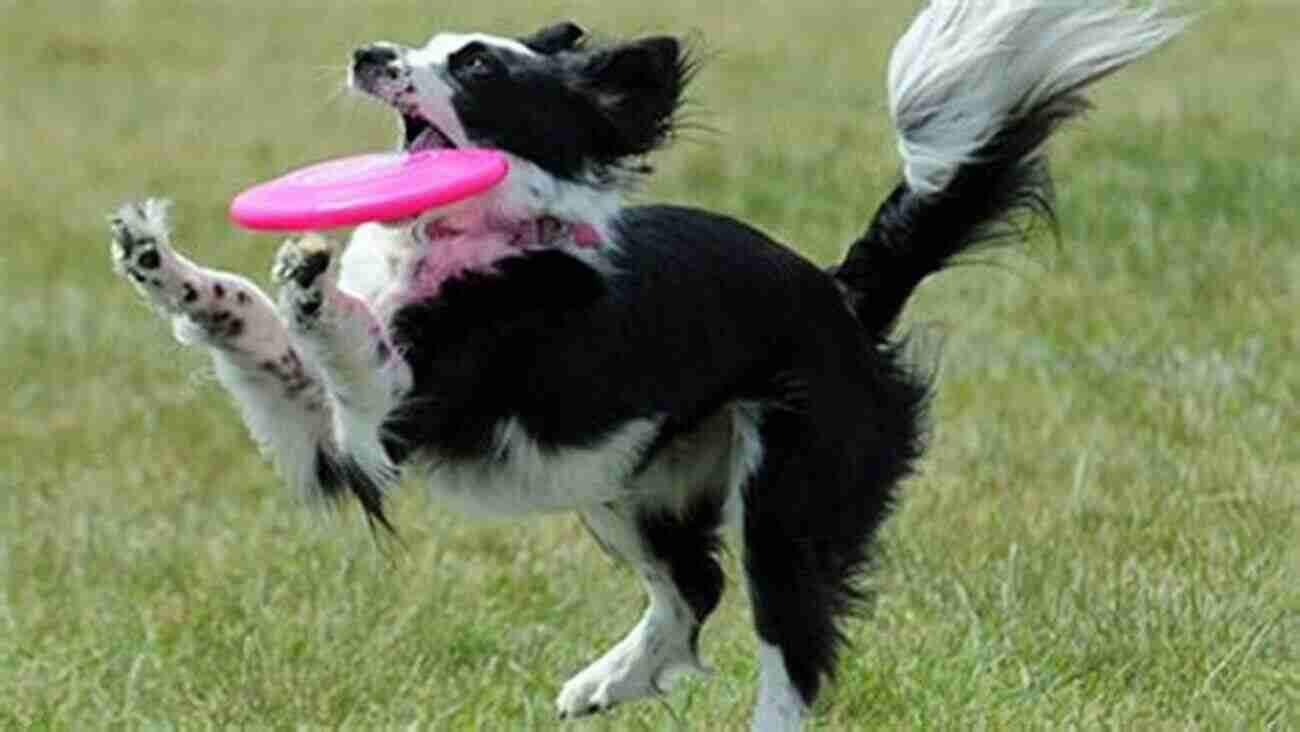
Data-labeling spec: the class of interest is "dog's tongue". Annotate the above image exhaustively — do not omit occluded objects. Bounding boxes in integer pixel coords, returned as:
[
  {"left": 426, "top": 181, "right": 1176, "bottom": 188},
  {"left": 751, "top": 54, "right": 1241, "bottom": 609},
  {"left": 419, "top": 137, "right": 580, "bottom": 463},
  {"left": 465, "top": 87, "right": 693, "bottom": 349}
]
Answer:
[{"left": 405, "top": 121, "right": 455, "bottom": 153}]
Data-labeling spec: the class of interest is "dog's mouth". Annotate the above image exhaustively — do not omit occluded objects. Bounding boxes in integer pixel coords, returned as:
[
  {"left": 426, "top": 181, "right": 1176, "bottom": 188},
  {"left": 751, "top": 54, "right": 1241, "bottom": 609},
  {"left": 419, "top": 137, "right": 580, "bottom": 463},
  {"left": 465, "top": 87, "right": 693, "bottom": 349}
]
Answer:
[{"left": 403, "top": 113, "right": 457, "bottom": 152}]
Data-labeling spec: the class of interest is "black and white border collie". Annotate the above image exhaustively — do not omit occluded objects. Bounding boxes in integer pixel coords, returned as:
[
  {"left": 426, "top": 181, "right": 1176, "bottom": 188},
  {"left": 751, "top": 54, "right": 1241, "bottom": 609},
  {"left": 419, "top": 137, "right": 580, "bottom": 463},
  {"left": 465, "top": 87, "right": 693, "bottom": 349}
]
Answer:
[{"left": 109, "top": 2, "right": 1184, "bottom": 728}]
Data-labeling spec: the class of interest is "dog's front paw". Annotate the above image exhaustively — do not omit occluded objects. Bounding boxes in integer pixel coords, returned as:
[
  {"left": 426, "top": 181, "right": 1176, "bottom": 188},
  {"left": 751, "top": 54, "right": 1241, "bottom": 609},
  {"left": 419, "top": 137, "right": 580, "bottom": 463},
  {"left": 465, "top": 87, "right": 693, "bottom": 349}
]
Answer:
[
  {"left": 109, "top": 199, "right": 208, "bottom": 321},
  {"left": 273, "top": 234, "right": 337, "bottom": 329},
  {"left": 110, "top": 200, "right": 260, "bottom": 345},
  {"left": 110, "top": 199, "right": 173, "bottom": 291}
]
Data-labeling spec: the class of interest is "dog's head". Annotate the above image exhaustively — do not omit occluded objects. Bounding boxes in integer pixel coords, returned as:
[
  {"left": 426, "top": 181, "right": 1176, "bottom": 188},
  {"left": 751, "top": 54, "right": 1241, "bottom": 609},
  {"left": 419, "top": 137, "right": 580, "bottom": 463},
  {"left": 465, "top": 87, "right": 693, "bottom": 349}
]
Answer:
[{"left": 350, "top": 22, "right": 689, "bottom": 188}]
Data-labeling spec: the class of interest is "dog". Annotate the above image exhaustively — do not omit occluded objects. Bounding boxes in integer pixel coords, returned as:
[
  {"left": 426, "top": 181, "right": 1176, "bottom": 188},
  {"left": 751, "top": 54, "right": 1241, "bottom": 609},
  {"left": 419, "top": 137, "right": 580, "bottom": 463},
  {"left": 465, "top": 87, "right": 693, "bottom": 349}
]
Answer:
[{"left": 109, "top": 2, "right": 1184, "bottom": 728}]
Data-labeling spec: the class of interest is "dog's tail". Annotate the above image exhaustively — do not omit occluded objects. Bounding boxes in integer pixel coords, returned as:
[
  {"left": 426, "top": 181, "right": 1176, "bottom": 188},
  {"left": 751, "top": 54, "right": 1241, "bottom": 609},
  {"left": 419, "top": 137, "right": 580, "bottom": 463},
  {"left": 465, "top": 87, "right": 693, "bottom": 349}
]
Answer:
[{"left": 833, "top": 0, "right": 1186, "bottom": 337}]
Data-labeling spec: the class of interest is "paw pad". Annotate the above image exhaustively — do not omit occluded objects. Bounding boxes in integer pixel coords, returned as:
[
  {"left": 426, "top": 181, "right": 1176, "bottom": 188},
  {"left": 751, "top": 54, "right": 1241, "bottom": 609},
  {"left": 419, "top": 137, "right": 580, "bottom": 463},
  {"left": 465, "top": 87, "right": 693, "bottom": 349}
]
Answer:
[
  {"left": 272, "top": 236, "right": 335, "bottom": 290},
  {"left": 292, "top": 251, "right": 331, "bottom": 288}
]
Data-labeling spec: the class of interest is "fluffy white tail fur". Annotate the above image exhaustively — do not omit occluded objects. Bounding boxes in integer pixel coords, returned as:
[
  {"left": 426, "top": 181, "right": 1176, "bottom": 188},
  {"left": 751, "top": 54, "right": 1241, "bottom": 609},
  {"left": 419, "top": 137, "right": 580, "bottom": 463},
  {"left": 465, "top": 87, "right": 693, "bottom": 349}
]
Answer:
[{"left": 888, "top": 0, "right": 1188, "bottom": 196}]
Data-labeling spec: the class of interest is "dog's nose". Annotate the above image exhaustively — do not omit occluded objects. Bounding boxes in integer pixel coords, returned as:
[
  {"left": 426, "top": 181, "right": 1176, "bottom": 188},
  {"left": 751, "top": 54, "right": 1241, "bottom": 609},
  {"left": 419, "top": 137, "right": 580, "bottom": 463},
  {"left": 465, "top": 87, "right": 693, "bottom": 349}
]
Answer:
[{"left": 353, "top": 45, "right": 398, "bottom": 69}]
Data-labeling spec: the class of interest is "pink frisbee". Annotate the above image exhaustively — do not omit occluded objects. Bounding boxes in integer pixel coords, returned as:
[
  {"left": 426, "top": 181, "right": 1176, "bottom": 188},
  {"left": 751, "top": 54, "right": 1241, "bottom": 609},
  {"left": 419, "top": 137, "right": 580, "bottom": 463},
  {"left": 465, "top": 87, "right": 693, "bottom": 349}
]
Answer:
[{"left": 229, "top": 149, "right": 509, "bottom": 231}]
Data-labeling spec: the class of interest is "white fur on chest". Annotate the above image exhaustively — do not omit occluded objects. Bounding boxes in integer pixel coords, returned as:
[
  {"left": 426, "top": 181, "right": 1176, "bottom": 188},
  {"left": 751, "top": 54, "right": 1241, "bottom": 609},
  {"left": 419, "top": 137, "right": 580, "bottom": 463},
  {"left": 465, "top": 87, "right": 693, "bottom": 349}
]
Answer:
[{"left": 338, "top": 222, "right": 415, "bottom": 301}]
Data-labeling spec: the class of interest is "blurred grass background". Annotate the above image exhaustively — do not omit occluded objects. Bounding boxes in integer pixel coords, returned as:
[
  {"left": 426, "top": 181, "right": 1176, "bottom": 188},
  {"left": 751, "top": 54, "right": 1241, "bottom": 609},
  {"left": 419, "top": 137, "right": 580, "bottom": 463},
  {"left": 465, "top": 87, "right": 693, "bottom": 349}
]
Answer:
[{"left": 1, "top": 1, "right": 1297, "bottom": 728}]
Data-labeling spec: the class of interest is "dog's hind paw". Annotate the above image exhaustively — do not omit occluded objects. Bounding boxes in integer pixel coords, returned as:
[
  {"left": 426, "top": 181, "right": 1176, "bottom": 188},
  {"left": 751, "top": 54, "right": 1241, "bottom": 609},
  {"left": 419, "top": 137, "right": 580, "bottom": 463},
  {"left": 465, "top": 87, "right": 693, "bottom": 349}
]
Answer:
[
  {"left": 273, "top": 234, "right": 337, "bottom": 330},
  {"left": 555, "top": 620, "right": 706, "bottom": 719}
]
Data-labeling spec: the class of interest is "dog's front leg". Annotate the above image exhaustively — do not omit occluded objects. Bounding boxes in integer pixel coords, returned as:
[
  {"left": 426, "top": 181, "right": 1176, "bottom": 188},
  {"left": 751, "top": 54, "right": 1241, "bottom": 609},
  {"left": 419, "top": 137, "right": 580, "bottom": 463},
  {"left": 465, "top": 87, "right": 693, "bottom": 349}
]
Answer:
[
  {"left": 109, "top": 200, "right": 334, "bottom": 498},
  {"left": 271, "top": 235, "right": 411, "bottom": 491}
]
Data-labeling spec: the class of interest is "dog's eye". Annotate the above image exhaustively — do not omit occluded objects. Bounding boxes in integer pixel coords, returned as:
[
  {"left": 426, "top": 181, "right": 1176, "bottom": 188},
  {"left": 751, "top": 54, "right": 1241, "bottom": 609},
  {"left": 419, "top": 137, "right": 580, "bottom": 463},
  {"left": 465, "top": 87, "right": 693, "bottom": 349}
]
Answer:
[{"left": 450, "top": 42, "right": 501, "bottom": 79}]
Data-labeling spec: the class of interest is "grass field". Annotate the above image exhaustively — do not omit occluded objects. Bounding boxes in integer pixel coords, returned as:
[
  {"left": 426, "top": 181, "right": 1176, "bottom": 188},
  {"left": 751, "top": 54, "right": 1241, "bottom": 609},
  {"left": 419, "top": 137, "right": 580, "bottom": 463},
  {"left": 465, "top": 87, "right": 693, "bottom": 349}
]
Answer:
[{"left": 3, "top": 0, "right": 1298, "bottom": 728}]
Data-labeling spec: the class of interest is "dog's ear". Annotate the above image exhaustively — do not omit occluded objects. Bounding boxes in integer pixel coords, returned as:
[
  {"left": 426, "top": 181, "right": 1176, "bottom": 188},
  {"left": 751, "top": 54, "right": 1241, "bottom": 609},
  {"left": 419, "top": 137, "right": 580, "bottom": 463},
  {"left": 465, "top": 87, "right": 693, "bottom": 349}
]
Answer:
[
  {"left": 583, "top": 36, "right": 688, "bottom": 156},
  {"left": 520, "top": 21, "right": 586, "bottom": 55}
]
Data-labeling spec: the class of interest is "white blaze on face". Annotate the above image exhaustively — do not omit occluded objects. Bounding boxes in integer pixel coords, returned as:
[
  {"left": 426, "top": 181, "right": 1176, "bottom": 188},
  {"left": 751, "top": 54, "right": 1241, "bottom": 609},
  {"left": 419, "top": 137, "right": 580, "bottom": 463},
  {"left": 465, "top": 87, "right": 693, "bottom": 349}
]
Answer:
[
  {"left": 399, "top": 33, "right": 538, "bottom": 150},
  {"left": 411, "top": 32, "right": 537, "bottom": 65}
]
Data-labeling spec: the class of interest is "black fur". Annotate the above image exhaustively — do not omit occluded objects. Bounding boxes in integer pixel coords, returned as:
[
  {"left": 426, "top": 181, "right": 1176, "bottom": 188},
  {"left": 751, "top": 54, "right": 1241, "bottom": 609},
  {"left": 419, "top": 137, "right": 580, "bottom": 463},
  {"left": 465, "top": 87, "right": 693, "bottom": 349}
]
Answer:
[
  {"left": 315, "top": 448, "right": 394, "bottom": 534},
  {"left": 385, "top": 206, "right": 897, "bottom": 461},
  {"left": 447, "top": 36, "right": 692, "bottom": 181},
  {"left": 518, "top": 21, "right": 587, "bottom": 55}
]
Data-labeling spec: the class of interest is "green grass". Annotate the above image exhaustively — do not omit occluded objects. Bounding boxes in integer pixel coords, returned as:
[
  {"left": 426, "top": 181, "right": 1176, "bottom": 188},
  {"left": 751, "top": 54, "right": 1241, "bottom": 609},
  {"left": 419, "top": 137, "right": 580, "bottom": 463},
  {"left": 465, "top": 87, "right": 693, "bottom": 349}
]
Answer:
[{"left": 3, "top": 1, "right": 1298, "bottom": 728}]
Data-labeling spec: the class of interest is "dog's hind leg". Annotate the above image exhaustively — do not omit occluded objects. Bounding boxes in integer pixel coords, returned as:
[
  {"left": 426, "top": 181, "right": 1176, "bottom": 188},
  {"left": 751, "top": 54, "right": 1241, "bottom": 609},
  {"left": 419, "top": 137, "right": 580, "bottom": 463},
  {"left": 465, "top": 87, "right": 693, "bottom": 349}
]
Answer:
[
  {"left": 556, "top": 497, "right": 725, "bottom": 718},
  {"left": 109, "top": 200, "right": 334, "bottom": 499},
  {"left": 271, "top": 235, "right": 412, "bottom": 495},
  {"left": 739, "top": 407, "right": 909, "bottom": 732}
]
